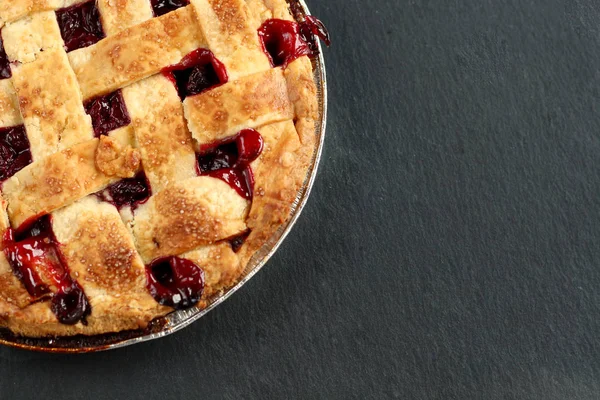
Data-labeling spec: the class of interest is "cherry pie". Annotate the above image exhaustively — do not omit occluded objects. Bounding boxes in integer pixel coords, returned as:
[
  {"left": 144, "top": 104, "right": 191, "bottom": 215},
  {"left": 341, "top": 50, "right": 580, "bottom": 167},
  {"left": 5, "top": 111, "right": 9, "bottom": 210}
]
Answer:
[{"left": 0, "top": 0, "right": 328, "bottom": 337}]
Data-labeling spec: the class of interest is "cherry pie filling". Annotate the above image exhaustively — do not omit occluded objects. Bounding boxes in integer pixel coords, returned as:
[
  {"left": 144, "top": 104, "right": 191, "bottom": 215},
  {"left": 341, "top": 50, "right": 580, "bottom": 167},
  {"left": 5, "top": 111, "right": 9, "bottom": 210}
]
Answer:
[
  {"left": 150, "top": 0, "right": 190, "bottom": 17},
  {"left": 146, "top": 256, "right": 204, "bottom": 309},
  {"left": 197, "top": 128, "right": 264, "bottom": 200},
  {"left": 162, "top": 49, "right": 228, "bottom": 100},
  {"left": 229, "top": 230, "right": 251, "bottom": 253},
  {"left": 258, "top": 16, "right": 331, "bottom": 68},
  {"left": 84, "top": 90, "right": 131, "bottom": 137},
  {"left": 3, "top": 216, "right": 91, "bottom": 325},
  {"left": 0, "top": 125, "right": 33, "bottom": 182},
  {"left": 0, "top": 38, "right": 11, "bottom": 79},
  {"left": 56, "top": 0, "right": 106, "bottom": 53},
  {"left": 97, "top": 172, "right": 152, "bottom": 211}
]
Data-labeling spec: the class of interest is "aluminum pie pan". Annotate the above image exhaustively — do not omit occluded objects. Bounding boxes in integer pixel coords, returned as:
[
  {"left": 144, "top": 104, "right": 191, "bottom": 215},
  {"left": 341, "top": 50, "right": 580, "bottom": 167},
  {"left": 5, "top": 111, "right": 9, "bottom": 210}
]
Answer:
[{"left": 0, "top": 0, "right": 327, "bottom": 353}]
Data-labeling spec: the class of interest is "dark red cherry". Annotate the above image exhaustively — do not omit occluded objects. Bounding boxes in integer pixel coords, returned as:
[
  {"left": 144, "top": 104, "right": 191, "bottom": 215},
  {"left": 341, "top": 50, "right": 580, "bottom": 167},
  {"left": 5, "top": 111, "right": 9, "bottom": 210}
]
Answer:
[
  {"left": 4, "top": 126, "right": 30, "bottom": 152},
  {"left": 162, "top": 48, "right": 228, "bottom": 99},
  {"left": 3, "top": 233, "right": 52, "bottom": 299},
  {"left": 146, "top": 256, "right": 204, "bottom": 309},
  {"left": 56, "top": 0, "right": 105, "bottom": 52},
  {"left": 185, "top": 64, "right": 220, "bottom": 97},
  {"left": 4, "top": 215, "right": 56, "bottom": 298},
  {"left": 0, "top": 38, "right": 11, "bottom": 79},
  {"left": 14, "top": 214, "right": 53, "bottom": 242},
  {"left": 150, "top": 0, "right": 189, "bottom": 17},
  {"left": 300, "top": 15, "right": 331, "bottom": 52},
  {"left": 236, "top": 129, "right": 264, "bottom": 166},
  {"left": 0, "top": 125, "right": 32, "bottom": 182},
  {"left": 3, "top": 215, "right": 57, "bottom": 299},
  {"left": 229, "top": 230, "right": 251, "bottom": 253},
  {"left": 51, "top": 282, "right": 91, "bottom": 325},
  {"left": 10, "top": 153, "right": 33, "bottom": 177},
  {"left": 4, "top": 215, "right": 91, "bottom": 325},
  {"left": 197, "top": 142, "right": 237, "bottom": 173},
  {"left": 258, "top": 17, "right": 330, "bottom": 68},
  {"left": 258, "top": 19, "right": 307, "bottom": 67},
  {"left": 84, "top": 90, "right": 131, "bottom": 137},
  {"left": 196, "top": 129, "right": 263, "bottom": 200},
  {"left": 104, "top": 172, "right": 152, "bottom": 210},
  {"left": 0, "top": 143, "right": 16, "bottom": 172}
]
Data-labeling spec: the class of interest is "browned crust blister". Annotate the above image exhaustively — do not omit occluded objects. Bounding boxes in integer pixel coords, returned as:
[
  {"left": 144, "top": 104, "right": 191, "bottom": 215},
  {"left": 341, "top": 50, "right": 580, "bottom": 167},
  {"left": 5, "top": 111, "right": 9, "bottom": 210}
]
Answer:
[{"left": 0, "top": 0, "right": 320, "bottom": 337}]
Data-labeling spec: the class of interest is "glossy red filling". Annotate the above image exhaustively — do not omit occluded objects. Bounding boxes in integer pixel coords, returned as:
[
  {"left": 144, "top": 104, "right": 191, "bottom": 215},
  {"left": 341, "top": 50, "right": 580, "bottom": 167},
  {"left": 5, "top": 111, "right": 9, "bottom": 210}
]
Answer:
[
  {"left": 258, "top": 16, "right": 330, "bottom": 68},
  {"left": 162, "top": 49, "right": 228, "bottom": 99},
  {"left": 3, "top": 216, "right": 91, "bottom": 325},
  {"left": 146, "top": 256, "right": 204, "bottom": 309},
  {"left": 56, "top": 0, "right": 105, "bottom": 52},
  {"left": 197, "top": 129, "right": 264, "bottom": 200},
  {"left": 0, "top": 125, "right": 32, "bottom": 182},
  {"left": 97, "top": 172, "right": 152, "bottom": 210},
  {"left": 0, "top": 38, "right": 11, "bottom": 79},
  {"left": 84, "top": 90, "right": 131, "bottom": 137},
  {"left": 150, "top": 0, "right": 189, "bottom": 16}
]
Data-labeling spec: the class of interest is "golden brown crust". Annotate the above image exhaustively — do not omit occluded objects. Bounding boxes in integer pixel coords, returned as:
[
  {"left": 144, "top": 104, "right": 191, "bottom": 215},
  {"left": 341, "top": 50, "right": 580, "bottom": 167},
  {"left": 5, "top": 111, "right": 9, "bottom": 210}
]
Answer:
[
  {"left": 106, "top": 124, "right": 137, "bottom": 146},
  {"left": 259, "top": 0, "right": 293, "bottom": 20},
  {"left": 238, "top": 120, "right": 310, "bottom": 264},
  {"left": 0, "top": 254, "right": 32, "bottom": 311},
  {"left": 49, "top": 196, "right": 169, "bottom": 336},
  {"left": 0, "top": 195, "right": 8, "bottom": 247},
  {"left": 294, "top": 117, "right": 316, "bottom": 148},
  {"left": 0, "top": 0, "right": 60, "bottom": 24},
  {"left": 183, "top": 68, "right": 293, "bottom": 145},
  {"left": 243, "top": 0, "right": 271, "bottom": 22},
  {"left": 53, "top": 198, "right": 145, "bottom": 294},
  {"left": 122, "top": 74, "right": 197, "bottom": 192},
  {"left": 183, "top": 243, "right": 243, "bottom": 299},
  {"left": 0, "top": 79, "right": 22, "bottom": 128},
  {"left": 133, "top": 176, "right": 249, "bottom": 263},
  {"left": 284, "top": 57, "right": 318, "bottom": 120},
  {"left": 189, "top": 0, "right": 271, "bottom": 79},
  {"left": 0, "top": 0, "right": 88, "bottom": 24},
  {"left": 1, "top": 10, "right": 64, "bottom": 64},
  {"left": 11, "top": 47, "right": 94, "bottom": 160},
  {"left": 69, "top": 6, "right": 206, "bottom": 100},
  {"left": 95, "top": 135, "right": 141, "bottom": 178},
  {"left": 0, "top": 299, "right": 166, "bottom": 337},
  {"left": 97, "top": 0, "right": 154, "bottom": 36},
  {"left": 2, "top": 138, "right": 134, "bottom": 228}
]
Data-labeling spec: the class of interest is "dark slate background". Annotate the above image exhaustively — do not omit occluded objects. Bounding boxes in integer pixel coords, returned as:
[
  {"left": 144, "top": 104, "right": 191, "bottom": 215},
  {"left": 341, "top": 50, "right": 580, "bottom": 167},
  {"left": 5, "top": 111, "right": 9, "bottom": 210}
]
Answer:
[{"left": 3, "top": 0, "right": 600, "bottom": 398}]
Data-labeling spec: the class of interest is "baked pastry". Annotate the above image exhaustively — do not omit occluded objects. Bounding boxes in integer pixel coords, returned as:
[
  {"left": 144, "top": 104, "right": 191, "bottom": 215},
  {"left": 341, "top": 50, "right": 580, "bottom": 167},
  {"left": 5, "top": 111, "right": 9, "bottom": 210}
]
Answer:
[{"left": 0, "top": 0, "right": 329, "bottom": 337}]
